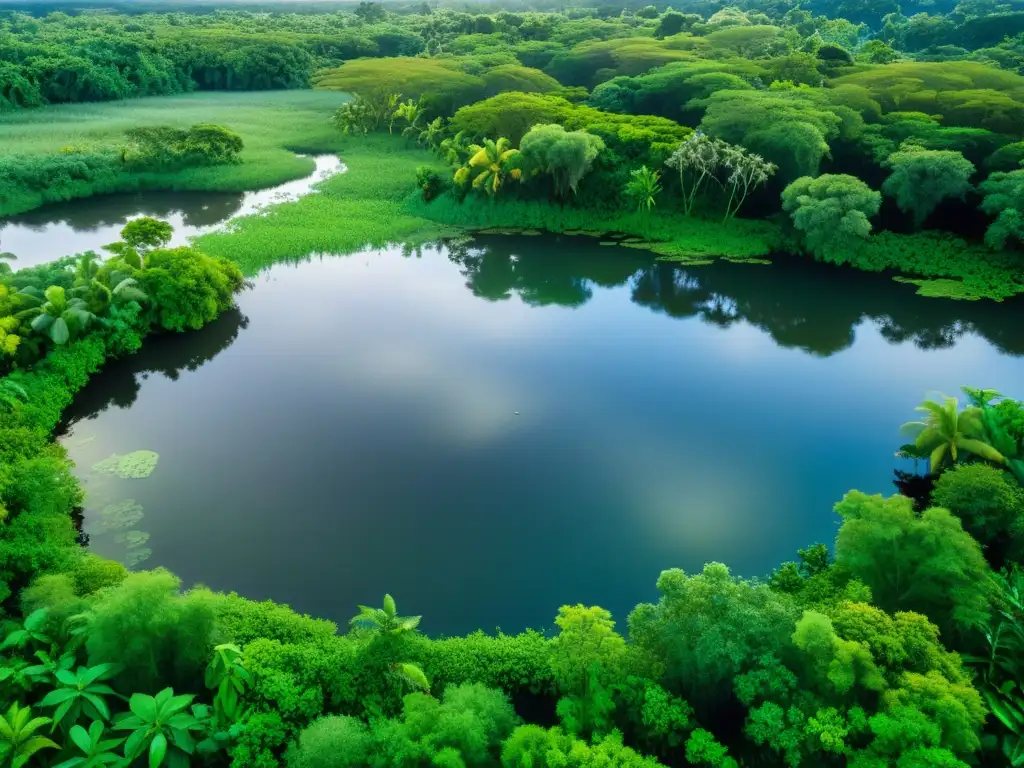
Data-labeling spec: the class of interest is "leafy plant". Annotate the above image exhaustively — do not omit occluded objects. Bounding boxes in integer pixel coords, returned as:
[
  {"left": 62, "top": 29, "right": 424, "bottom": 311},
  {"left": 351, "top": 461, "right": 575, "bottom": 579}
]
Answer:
[
  {"left": 113, "top": 688, "right": 202, "bottom": 768},
  {"left": 29, "top": 286, "right": 96, "bottom": 346},
  {"left": 54, "top": 720, "right": 126, "bottom": 768},
  {"left": 39, "top": 664, "right": 121, "bottom": 732},
  {"left": 0, "top": 703, "right": 59, "bottom": 768},
  {"left": 0, "top": 609, "right": 52, "bottom": 652},
  {"left": 900, "top": 393, "right": 1006, "bottom": 473},
  {"left": 350, "top": 594, "right": 421, "bottom": 635},
  {"left": 204, "top": 644, "right": 251, "bottom": 727},
  {"left": 625, "top": 166, "right": 662, "bottom": 213}
]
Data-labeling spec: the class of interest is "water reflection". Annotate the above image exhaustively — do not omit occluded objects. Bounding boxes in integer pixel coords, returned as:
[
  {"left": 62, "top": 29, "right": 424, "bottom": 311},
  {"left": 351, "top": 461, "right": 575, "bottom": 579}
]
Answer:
[
  {"left": 449, "top": 235, "right": 1024, "bottom": 357},
  {"left": 53, "top": 236, "right": 1024, "bottom": 635},
  {"left": 0, "top": 155, "right": 342, "bottom": 268},
  {"left": 58, "top": 307, "right": 249, "bottom": 433}
]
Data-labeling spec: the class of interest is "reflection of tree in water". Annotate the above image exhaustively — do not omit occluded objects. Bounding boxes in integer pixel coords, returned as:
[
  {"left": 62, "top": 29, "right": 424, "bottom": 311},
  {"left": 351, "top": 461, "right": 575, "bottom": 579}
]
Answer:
[
  {"left": 448, "top": 235, "right": 645, "bottom": 308},
  {"left": 4, "top": 190, "right": 246, "bottom": 233},
  {"left": 56, "top": 306, "right": 248, "bottom": 434},
  {"left": 460, "top": 235, "right": 1024, "bottom": 357}
]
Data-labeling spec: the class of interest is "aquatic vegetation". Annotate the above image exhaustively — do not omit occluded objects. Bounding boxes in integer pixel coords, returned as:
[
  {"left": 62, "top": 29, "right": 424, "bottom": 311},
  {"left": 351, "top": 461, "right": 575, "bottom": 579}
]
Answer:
[
  {"left": 91, "top": 450, "right": 159, "bottom": 480},
  {"left": 115, "top": 530, "right": 151, "bottom": 548},
  {"left": 87, "top": 500, "right": 144, "bottom": 533},
  {"left": 123, "top": 548, "right": 153, "bottom": 569}
]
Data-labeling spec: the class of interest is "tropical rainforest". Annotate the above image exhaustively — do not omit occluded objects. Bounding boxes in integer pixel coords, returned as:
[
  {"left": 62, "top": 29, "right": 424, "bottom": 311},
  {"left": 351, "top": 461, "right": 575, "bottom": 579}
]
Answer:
[{"left": 2, "top": 0, "right": 1024, "bottom": 765}]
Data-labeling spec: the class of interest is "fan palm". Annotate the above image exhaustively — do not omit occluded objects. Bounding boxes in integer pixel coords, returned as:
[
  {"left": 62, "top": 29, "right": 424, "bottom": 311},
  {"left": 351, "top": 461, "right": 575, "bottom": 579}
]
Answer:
[
  {"left": 900, "top": 393, "right": 1006, "bottom": 474},
  {"left": 30, "top": 286, "right": 96, "bottom": 346},
  {"left": 349, "top": 594, "right": 421, "bottom": 635},
  {"left": 456, "top": 138, "right": 521, "bottom": 196}
]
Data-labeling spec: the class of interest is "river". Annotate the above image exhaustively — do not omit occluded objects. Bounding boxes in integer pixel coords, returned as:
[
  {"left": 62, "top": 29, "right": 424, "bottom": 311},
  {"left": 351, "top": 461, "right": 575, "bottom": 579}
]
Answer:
[{"left": 0, "top": 155, "right": 342, "bottom": 268}]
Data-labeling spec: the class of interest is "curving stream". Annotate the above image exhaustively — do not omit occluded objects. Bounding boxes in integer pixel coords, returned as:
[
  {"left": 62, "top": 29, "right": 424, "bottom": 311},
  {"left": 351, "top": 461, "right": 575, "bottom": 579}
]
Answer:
[
  {"left": 0, "top": 155, "right": 342, "bottom": 268},
  {"left": 44, "top": 232, "right": 1024, "bottom": 636}
]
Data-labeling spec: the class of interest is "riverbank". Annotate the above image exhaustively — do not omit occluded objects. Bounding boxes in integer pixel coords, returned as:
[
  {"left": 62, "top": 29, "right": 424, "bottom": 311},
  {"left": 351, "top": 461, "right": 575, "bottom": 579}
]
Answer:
[
  {"left": 0, "top": 91, "right": 350, "bottom": 216},
  {"left": 194, "top": 133, "right": 1024, "bottom": 301}
]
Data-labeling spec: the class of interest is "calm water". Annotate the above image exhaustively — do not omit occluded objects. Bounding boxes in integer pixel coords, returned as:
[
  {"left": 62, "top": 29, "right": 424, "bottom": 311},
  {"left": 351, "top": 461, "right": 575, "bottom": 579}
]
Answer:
[
  {"left": 0, "top": 155, "right": 342, "bottom": 268},
  {"left": 53, "top": 235, "right": 1024, "bottom": 636}
]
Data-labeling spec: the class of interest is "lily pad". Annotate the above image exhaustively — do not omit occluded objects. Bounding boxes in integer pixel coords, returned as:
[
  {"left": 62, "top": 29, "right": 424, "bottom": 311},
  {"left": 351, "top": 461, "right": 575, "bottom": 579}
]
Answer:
[
  {"left": 86, "top": 499, "right": 144, "bottom": 534},
  {"left": 124, "top": 547, "right": 153, "bottom": 568},
  {"left": 115, "top": 530, "right": 151, "bottom": 548},
  {"left": 92, "top": 450, "right": 159, "bottom": 479}
]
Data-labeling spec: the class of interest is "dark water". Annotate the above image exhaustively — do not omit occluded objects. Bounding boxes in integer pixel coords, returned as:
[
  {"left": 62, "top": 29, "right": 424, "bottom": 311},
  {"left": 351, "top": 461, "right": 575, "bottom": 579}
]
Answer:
[
  {"left": 56, "top": 235, "right": 1024, "bottom": 636},
  {"left": 0, "top": 155, "right": 342, "bottom": 268}
]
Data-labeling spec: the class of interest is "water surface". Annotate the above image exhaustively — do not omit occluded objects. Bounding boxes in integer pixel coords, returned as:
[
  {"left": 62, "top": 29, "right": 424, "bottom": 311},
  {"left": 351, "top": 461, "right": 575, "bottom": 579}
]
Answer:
[
  {"left": 56, "top": 236, "right": 1024, "bottom": 636},
  {"left": 0, "top": 155, "right": 341, "bottom": 268}
]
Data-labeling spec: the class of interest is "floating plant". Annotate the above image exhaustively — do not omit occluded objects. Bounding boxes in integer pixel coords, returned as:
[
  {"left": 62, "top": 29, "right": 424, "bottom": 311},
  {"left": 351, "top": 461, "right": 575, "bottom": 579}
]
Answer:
[
  {"left": 86, "top": 499, "right": 144, "bottom": 534},
  {"left": 115, "top": 530, "right": 150, "bottom": 548},
  {"left": 124, "top": 547, "right": 153, "bottom": 568},
  {"left": 92, "top": 450, "right": 159, "bottom": 479}
]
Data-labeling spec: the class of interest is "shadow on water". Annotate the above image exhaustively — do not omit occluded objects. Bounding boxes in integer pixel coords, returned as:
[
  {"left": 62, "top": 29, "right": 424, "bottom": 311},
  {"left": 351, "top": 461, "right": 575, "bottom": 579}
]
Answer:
[
  {"left": 56, "top": 306, "right": 249, "bottom": 435},
  {"left": 451, "top": 234, "right": 1024, "bottom": 358}
]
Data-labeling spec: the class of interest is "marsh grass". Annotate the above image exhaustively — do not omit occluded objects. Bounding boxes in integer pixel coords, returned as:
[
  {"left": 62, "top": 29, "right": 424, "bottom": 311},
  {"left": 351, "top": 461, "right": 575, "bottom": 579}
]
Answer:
[
  {"left": 193, "top": 134, "right": 456, "bottom": 274},
  {"left": 0, "top": 91, "right": 351, "bottom": 215}
]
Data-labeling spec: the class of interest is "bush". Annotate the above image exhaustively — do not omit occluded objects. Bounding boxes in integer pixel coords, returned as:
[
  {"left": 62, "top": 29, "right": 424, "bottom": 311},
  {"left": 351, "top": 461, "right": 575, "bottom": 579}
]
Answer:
[
  {"left": 140, "top": 247, "right": 245, "bottom": 332},
  {"left": 416, "top": 166, "right": 450, "bottom": 202}
]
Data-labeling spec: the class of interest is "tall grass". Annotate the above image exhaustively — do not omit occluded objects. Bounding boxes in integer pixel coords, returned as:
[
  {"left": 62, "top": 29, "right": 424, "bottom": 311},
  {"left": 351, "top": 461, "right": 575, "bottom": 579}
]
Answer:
[{"left": 0, "top": 91, "right": 350, "bottom": 216}]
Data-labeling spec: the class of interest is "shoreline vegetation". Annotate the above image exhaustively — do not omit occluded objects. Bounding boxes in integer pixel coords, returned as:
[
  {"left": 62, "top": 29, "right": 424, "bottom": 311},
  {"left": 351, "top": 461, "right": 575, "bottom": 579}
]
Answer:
[
  {"left": 3, "top": 0, "right": 1024, "bottom": 765},
  {"left": 2, "top": 92, "right": 1021, "bottom": 300}
]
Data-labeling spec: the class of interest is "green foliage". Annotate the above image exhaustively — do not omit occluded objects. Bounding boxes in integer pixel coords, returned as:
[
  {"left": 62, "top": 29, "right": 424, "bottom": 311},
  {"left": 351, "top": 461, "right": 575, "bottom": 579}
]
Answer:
[
  {"left": 54, "top": 720, "right": 125, "bottom": 768},
  {"left": 502, "top": 725, "right": 667, "bottom": 767},
  {"left": 900, "top": 393, "right": 1005, "bottom": 473},
  {"left": 520, "top": 124, "right": 604, "bottom": 198},
  {"left": 84, "top": 570, "right": 215, "bottom": 693},
  {"left": 284, "top": 716, "right": 371, "bottom": 768},
  {"left": 113, "top": 687, "right": 203, "bottom": 767},
  {"left": 350, "top": 594, "right": 422, "bottom": 635},
  {"left": 0, "top": 702, "right": 58, "bottom": 768},
  {"left": 781, "top": 174, "right": 881, "bottom": 261},
  {"left": 137, "top": 247, "right": 243, "bottom": 332},
  {"left": 882, "top": 146, "right": 976, "bottom": 226},
  {"left": 834, "top": 491, "right": 992, "bottom": 636},
  {"left": 38, "top": 663, "right": 121, "bottom": 732},
  {"left": 625, "top": 166, "right": 662, "bottom": 213}
]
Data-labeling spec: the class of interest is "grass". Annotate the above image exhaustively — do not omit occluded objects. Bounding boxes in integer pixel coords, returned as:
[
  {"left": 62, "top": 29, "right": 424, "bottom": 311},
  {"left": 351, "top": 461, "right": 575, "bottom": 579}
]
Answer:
[
  {"left": 193, "top": 133, "right": 457, "bottom": 274},
  {"left": 196, "top": 132, "right": 778, "bottom": 275},
  {"left": 0, "top": 91, "right": 351, "bottom": 214}
]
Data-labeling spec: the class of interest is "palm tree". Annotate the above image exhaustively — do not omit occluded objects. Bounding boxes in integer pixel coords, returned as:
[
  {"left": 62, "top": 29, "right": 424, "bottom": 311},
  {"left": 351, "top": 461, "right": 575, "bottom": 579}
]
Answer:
[
  {"left": 900, "top": 393, "right": 1006, "bottom": 474},
  {"left": 440, "top": 130, "right": 471, "bottom": 165},
  {"left": 349, "top": 594, "right": 421, "bottom": 635},
  {"left": 29, "top": 286, "right": 96, "bottom": 346},
  {"left": 625, "top": 165, "right": 661, "bottom": 214},
  {"left": 455, "top": 138, "right": 521, "bottom": 196},
  {"left": 418, "top": 117, "right": 446, "bottom": 150},
  {"left": 962, "top": 386, "right": 1004, "bottom": 408},
  {"left": 396, "top": 98, "right": 425, "bottom": 142}
]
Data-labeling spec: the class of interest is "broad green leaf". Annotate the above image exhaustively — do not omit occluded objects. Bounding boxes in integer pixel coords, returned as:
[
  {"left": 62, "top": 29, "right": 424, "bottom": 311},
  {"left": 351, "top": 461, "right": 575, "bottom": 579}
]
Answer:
[
  {"left": 50, "top": 317, "right": 70, "bottom": 345},
  {"left": 39, "top": 688, "right": 77, "bottom": 706},
  {"left": 129, "top": 693, "right": 157, "bottom": 723},
  {"left": 149, "top": 732, "right": 168, "bottom": 768},
  {"left": 68, "top": 724, "right": 92, "bottom": 754}
]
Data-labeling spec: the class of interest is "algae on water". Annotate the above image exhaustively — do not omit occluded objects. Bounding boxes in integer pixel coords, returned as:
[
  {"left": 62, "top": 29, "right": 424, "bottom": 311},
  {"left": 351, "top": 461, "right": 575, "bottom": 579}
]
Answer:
[
  {"left": 92, "top": 450, "right": 160, "bottom": 479},
  {"left": 124, "top": 547, "right": 153, "bottom": 568},
  {"left": 115, "top": 530, "right": 151, "bottom": 548},
  {"left": 87, "top": 499, "right": 144, "bottom": 534}
]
